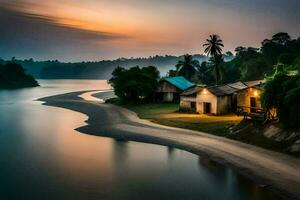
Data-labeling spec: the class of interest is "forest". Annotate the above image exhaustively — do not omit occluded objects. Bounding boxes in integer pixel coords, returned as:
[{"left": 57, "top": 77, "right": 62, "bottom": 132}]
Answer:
[
  {"left": 0, "top": 55, "right": 211, "bottom": 80},
  {"left": 167, "top": 32, "right": 300, "bottom": 86}
]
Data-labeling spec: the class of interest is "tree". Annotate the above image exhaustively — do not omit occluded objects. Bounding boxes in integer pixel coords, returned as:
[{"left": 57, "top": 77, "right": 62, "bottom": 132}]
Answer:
[
  {"left": 203, "top": 34, "right": 224, "bottom": 85},
  {"left": 208, "top": 54, "right": 225, "bottom": 83},
  {"left": 278, "top": 53, "right": 299, "bottom": 65},
  {"left": 231, "top": 47, "right": 268, "bottom": 81},
  {"left": 241, "top": 57, "right": 267, "bottom": 81},
  {"left": 210, "top": 32, "right": 300, "bottom": 86},
  {"left": 283, "top": 86, "right": 300, "bottom": 128},
  {"left": 235, "top": 46, "right": 247, "bottom": 53},
  {"left": 225, "top": 51, "right": 233, "bottom": 57},
  {"left": 223, "top": 51, "right": 234, "bottom": 62},
  {"left": 261, "top": 33, "right": 293, "bottom": 66},
  {"left": 175, "top": 54, "right": 199, "bottom": 81},
  {"left": 0, "top": 62, "right": 39, "bottom": 89},
  {"left": 109, "top": 66, "right": 160, "bottom": 103},
  {"left": 189, "top": 61, "right": 215, "bottom": 85},
  {"left": 166, "top": 69, "right": 177, "bottom": 77},
  {"left": 271, "top": 32, "right": 291, "bottom": 45},
  {"left": 222, "top": 59, "right": 241, "bottom": 83},
  {"left": 293, "top": 57, "right": 300, "bottom": 70}
]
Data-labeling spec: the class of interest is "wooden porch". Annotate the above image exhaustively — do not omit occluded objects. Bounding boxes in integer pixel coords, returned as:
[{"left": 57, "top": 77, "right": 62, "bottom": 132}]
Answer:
[{"left": 236, "top": 106, "right": 266, "bottom": 121}]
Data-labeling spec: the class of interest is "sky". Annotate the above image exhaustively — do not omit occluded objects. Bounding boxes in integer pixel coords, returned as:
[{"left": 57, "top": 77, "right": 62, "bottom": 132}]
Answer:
[{"left": 0, "top": 0, "right": 299, "bottom": 62}]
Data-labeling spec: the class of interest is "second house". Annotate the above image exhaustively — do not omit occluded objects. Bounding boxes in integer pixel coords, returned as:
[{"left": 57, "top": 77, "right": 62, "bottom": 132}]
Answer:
[
  {"left": 155, "top": 76, "right": 195, "bottom": 102},
  {"left": 180, "top": 80, "right": 264, "bottom": 115}
]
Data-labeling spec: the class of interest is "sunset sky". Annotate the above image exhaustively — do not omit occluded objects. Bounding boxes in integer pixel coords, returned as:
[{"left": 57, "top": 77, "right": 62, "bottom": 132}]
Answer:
[{"left": 0, "top": 0, "right": 299, "bottom": 61}]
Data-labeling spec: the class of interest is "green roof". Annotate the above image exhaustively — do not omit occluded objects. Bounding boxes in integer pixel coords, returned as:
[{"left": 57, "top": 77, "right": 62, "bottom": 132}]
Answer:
[{"left": 164, "top": 76, "right": 194, "bottom": 90}]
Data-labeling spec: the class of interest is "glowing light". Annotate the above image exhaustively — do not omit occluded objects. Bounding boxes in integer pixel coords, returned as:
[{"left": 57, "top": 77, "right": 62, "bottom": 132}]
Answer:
[
  {"left": 253, "top": 91, "right": 258, "bottom": 97},
  {"left": 202, "top": 89, "right": 208, "bottom": 94}
]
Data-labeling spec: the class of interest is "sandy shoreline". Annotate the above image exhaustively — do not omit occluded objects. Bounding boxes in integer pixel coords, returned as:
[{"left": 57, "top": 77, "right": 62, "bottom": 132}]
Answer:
[{"left": 38, "top": 90, "right": 300, "bottom": 200}]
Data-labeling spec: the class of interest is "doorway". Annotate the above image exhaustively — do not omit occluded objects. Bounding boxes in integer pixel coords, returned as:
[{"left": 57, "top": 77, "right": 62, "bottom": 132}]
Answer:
[
  {"left": 191, "top": 102, "right": 196, "bottom": 111},
  {"left": 203, "top": 102, "right": 211, "bottom": 114},
  {"left": 250, "top": 97, "right": 256, "bottom": 113}
]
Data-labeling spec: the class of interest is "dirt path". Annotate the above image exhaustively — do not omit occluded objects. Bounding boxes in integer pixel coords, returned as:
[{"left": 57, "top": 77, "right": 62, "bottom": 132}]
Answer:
[{"left": 39, "top": 91, "right": 300, "bottom": 200}]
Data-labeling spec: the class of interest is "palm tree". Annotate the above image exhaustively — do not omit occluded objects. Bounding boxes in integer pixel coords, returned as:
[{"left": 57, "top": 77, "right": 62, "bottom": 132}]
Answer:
[
  {"left": 203, "top": 34, "right": 224, "bottom": 85},
  {"left": 176, "top": 54, "right": 199, "bottom": 81}
]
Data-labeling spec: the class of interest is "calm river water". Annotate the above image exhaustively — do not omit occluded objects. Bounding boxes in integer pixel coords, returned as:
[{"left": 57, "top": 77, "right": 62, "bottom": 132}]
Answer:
[{"left": 0, "top": 80, "right": 280, "bottom": 200}]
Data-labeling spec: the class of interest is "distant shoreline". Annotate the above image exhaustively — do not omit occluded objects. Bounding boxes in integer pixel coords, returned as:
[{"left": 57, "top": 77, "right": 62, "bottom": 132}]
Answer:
[
  {"left": 0, "top": 62, "right": 39, "bottom": 89},
  {"left": 38, "top": 90, "right": 300, "bottom": 200}
]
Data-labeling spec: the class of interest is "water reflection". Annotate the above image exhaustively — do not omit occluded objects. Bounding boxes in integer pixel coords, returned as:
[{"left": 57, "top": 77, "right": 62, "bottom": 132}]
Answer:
[
  {"left": 112, "top": 140, "right": 129, "bottom": 174},
  {"left": 0, "top": 80, "right": 281, "bottom": 200}
]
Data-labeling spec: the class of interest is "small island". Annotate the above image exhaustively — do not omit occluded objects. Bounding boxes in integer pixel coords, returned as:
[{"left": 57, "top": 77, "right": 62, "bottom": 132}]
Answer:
[{"left": 0, "top": 62, "right": 39, "bottom": 89}]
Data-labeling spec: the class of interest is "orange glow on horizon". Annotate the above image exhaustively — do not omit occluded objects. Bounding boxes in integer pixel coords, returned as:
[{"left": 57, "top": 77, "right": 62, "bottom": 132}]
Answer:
[
  {"left": 11, "top": 1, "right": 168, "bottom": 44},
  {"left": 3, "top": 0, "right": 298, "bottom": 60}
]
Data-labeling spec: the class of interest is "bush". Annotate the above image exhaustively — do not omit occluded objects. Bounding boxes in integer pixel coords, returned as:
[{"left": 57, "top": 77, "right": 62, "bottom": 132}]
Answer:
[
  {"left": 282, "top": 87, "right": 300, "bottom": 127},
  {"left": 261, "top": 70, "right": 300, "bottom": 129},
  {"left": 105, "top": 97, "right": 121, "bottom": 104}
]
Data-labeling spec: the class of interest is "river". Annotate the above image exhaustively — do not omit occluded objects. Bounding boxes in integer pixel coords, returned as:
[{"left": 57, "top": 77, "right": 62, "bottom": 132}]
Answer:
[{"left": 0, "top": 80, "right": 280, "bottom": 200}]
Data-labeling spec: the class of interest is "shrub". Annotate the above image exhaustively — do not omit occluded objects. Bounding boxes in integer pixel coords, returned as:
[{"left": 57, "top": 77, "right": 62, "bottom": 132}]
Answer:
[{"left": 261, "top": 69, "right": 300, "bottom": 129}]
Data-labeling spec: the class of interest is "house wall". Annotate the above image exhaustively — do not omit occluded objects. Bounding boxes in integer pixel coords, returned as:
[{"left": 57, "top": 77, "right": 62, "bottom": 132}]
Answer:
[
  {"left": 217, "top": 95, "right": 232, "bottom": 115},
  {"left": 163, "top": 92, "right": 174, "bottom": 102},
  {"left": 156, "top": 81, "right": 181, "bottom": 102},
  {"left": 180, "top": 96, "right": 196, "bottom": 111},
  {"left": 237, "top": 88, "right": 262, "bottom": 112},
  {"left": 157, "top": 81, "right": 178, "bottom": 93},
  {"left": 196, "top": 88, "right": 218, "bottom": 114}
]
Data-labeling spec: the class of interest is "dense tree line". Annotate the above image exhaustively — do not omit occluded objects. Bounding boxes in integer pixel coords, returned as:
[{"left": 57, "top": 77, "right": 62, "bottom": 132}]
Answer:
[
  {"left": 0, "top": 62, "right": 39, "bottom": 89},
  {"left": 167, "top": 32, "right": 300, "bottom": 86},
  {"left": 227, "top": 32, "right": 300, "bottom": 83},
  {"left": 0, "top": 55, "right": 209, "bottom": 80}
]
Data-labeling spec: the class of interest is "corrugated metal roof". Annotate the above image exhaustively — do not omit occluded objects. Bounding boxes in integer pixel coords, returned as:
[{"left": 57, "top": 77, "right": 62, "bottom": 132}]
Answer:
[
  {"left": 164, "top": 76, "right": 195, "bottom": 91},
  {"left": 208, "top": 85, "right": 239, "bottom": 96},
  {"left": 207, "top": 80, "right": 265, "bottom": 96},
  {"left": 227, "top": 81, "right": 248, "bottom": 90},
  {"left": 180, "top": 86, "right": 202, "bottom": 96},
  {"left": 179, "top": 80, "right": 265, "bottom": 97},
  {"left": 244, "top": 80, "right": 265, "bottom": 88}
]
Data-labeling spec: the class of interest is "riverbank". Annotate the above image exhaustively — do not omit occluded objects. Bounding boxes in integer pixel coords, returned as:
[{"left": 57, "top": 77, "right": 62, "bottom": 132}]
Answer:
[
  {"left": 104, "top": 98, "right": 300, "bottom": 156},
  {"left": 39, "top": 91, "right": 300, "bottom": 200},
  {"left": 105, "top": 99, "right": 242, "bottom": 136}
]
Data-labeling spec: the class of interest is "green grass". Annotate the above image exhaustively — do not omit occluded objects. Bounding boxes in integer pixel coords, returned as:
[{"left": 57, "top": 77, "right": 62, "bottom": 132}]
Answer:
[
  {"left": 123, "top": 103, "right": 179, "bottom": 118},
  {"left": 149, "top": 114, "right": 242, "bottom": 136},
  {"left": 106, "top": 98, "right": 300, "bottom": 156},
  {"left": 106, "top": 98, "right": 242, "bottom": 136}
]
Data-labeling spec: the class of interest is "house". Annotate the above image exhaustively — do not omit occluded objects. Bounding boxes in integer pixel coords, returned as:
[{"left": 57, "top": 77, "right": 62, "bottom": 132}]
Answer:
[
  {"left": 196, "top": 84, "right": 241, "bottom": 115},
  {"left": 180, "top": 85, "right": 236, "bottom": 115},
  {"left": 179, "top": 86, "right": 200, "bottom": 112},
  {"left": 156, "top": 76, "right": 194, "bottom": 102},
  {"left": 180, "top": 80, "right": 265, "bottom": 115},
  {"left": 236, "top": 80, "right": 265, "bottom": 114}
]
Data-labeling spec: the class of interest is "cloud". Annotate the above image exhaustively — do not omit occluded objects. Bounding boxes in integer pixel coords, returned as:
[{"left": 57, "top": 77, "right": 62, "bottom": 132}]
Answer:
[
  {"left": 0, "top": 0, "right": 299, "bottom": 61},
  {"left": 0, "top": 3, "right": 129, "bottom": 41},
  {"left": 0, "top": 2, "right": 132, "bottom": 60}
]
